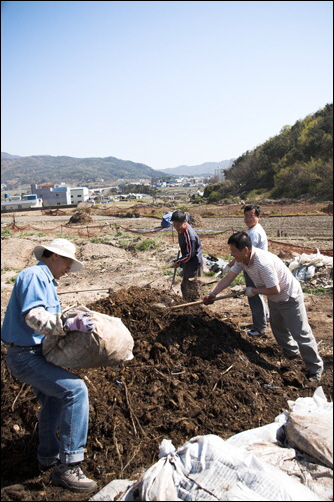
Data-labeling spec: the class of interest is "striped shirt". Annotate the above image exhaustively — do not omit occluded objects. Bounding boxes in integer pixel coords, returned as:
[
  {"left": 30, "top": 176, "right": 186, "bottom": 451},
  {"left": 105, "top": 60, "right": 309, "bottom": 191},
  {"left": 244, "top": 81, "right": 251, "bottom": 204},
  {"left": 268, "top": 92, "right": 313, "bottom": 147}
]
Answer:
[{"left": 231, "top": 248, "right": 301, "bottom": 302}]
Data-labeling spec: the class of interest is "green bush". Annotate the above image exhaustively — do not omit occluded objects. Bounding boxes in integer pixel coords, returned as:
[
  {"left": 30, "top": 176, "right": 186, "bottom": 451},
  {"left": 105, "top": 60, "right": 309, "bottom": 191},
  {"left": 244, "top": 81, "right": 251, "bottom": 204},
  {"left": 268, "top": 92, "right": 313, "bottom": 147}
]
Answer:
[
  {"left": 201, "top": 210, "right": 215, "bottom": 217},
  {"left": 6, "top": 276, "right": 17, "bottom": 284},
  {"left": 178, "top": 205, "right": 190, "bottom": 213},
  {"left": 163, "top": 269, "right": 173, "bottom": 276},
  {"left": 114, "top": 230, "right": 133, "bottom": 239},
  {"left": 18, "top": 231, "right": 47, "bottom": 237},
  {"left": 301, "top": 285, "right": 332, "bottom": 295},
  {"left": 53, "top": 233, "right": 79, "bottom": 241},
  {"left": 191, "top": 196, "right": 203, "bottom": 204},
  {"left": 134, "top": 239, "right": 159, "bottom": 251},
  {"left": 1, "top": 229, "right": 12, "bottom": 237}
]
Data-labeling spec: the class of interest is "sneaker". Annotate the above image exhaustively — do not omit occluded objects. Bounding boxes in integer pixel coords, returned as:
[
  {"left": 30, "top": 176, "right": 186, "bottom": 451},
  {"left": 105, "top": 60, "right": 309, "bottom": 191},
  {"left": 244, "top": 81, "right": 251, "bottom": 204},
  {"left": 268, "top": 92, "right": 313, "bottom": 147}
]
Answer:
[
  {"left": 51, "top": 463, "right": 97, "bottom": 493},
  {"left": 247, "top": 329, "right": 265, "bottom": 336},
  {"left": 308, "top": 370, "right": 323, "bottom": 382}
]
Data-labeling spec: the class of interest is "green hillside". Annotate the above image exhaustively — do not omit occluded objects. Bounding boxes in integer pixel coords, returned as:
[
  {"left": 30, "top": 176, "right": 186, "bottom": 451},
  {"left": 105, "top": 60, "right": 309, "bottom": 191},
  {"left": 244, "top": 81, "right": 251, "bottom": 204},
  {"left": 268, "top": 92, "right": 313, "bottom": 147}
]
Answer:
[
  {"left": 204, "top": 103, "right": 333, "bottom": 202},
  {"left": 1, "top": 155, "right": 167, "bottom": 188}
]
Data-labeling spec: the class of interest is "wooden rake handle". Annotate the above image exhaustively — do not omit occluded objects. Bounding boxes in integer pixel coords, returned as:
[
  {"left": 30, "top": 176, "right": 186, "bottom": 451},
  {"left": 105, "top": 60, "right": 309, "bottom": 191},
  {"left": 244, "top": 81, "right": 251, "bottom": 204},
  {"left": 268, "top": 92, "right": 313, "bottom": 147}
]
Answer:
[
  {"left": 58, "top": 288, "right": 110, "bottom": 295},
  {"left": 170, "top": 292, "right": 242, "bottom": 310},
  {"left": 171, "top": 250, "right": 181, "bottom": 289}
]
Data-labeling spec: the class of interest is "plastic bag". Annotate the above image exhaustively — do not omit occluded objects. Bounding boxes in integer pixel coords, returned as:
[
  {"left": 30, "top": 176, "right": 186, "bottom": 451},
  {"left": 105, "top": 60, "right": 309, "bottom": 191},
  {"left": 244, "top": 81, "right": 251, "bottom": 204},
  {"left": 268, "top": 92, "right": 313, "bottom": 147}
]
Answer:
[
  {"left": 119, "top": 435, "right": 321, "bottom": 501},
  {"left": 43, "top": 306, "right": 134, "bottom": 368},
  {"left": 292, "top": 265, "right": 316, "bottom": 282},
  {"left": 285, "top": 387, "right": 333, "bottom": 468}
]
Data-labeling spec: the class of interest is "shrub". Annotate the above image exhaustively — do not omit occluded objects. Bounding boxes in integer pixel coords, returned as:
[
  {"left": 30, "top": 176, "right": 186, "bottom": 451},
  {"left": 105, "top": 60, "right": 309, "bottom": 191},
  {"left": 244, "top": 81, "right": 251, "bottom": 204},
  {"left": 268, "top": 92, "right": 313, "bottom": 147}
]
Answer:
[
  {"left": 163, "top": 269, "right": 173, "bottom": 276},
  {"left": 134, "top": 239, "right": 159, "bottom": 251},
  {"left": 18, "top": 231, "right": 47, "bottom": 237},
  {"left": 1, "top": 229, "right": 12, "bottom": 237},
  {"left": 6, "top": 276, "right": 17, "bottom": 284}
]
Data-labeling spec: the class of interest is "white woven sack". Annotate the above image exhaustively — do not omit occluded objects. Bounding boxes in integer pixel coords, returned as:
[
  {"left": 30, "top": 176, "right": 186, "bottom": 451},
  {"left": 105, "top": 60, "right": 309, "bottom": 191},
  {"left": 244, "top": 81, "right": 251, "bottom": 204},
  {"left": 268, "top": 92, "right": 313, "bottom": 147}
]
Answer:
[
  {"left": 43, "top": 305, "right": 134, "bottom": 368},
  {"left": 285, "top": 412, "right": 333, "bottom": 469}
]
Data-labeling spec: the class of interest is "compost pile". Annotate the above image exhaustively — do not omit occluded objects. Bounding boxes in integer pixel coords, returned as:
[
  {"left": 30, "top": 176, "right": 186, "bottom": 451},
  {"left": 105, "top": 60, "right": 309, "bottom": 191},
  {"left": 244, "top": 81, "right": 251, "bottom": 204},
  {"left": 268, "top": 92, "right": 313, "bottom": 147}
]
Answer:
[
  {"left": 1, "top": 286, "right": 332, "bottom": 502},
  {"left": 67, "top": 210, "right": 93, "bottom": 224}
]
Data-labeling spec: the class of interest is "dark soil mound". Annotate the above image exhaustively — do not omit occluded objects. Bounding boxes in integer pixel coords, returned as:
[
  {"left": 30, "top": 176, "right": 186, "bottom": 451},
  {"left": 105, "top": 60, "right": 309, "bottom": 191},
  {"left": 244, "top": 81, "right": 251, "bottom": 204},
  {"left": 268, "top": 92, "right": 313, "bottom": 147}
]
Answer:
[
  {"left": 67, "top": 210, "right": 93, "bottom": 224},
  {"left": 1, "top": 286, "right": 332, "bottom": 501},
  {"left": 189, "top": 213, "right": 203, "bottom": 227}
]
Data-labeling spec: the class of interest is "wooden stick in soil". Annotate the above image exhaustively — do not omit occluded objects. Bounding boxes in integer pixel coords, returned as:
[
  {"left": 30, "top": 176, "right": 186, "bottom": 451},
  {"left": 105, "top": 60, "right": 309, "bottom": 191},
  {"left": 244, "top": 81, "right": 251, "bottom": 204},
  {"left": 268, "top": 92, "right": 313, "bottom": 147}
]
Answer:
[
  {"left": 113, "top": 425, "right": 124, "bottom": 471},
  {"left": 83, "top": 375, "right": 99, "bottom": 393},
  {"left": 123, "top": 382, "right": 146, "bottom": 437},
  {"left": 11, "top": 383, "right": 26, "bottom": 412}
]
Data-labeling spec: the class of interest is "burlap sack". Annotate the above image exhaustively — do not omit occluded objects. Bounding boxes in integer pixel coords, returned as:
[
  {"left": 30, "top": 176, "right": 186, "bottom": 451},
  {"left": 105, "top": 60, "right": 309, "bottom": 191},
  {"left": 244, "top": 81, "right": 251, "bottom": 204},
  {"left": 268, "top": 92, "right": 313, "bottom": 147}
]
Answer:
[{"left": 43, "top": 306, "right": 134, "bottom": 368}]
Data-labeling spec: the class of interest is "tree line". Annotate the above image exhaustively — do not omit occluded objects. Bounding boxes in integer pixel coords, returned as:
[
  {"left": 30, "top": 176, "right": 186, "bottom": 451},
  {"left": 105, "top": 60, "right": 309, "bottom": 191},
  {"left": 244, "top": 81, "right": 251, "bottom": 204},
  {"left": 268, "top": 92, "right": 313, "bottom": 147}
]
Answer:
[{"left": 204, "top": 103, "right": 333, "bottom": 202}]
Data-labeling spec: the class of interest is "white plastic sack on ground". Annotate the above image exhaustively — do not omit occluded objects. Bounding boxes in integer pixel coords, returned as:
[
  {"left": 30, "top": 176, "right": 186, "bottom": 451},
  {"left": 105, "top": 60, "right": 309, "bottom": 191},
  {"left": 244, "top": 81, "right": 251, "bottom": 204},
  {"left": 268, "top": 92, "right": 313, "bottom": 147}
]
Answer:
[
  {"left": 91, "top": 389, "right": 332, "bottom": 501},
  {"left": 285, "top": 387, "right": 333, "bottom": 468},
  {"left": 288, "top": 249, "right": 333, "bottom": 272},
  {"left": 90, "top": 479, "right": 134, "bottom": 501},
  {"left": 43, "top": 305, "right": 134, "bottom": 368},
  {"left": 244, "top": 441, "right": 333, "bottom": 501},
  {"left": 225, "top": 421, "right": 285, "bottom": 449},
  {"left": 292, "top": 264, "right": 316, "bottom": 281},
  {"left": 119, "top": 434, "right": 320, "bottom": 501},
  {"left": 226, "top": 387, "right": 333, "bottom": 500}
]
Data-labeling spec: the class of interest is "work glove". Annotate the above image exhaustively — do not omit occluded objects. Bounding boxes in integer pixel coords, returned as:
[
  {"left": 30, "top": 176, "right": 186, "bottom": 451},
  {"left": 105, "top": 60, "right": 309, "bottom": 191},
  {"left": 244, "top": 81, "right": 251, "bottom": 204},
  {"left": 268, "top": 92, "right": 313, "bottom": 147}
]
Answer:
[
  {"left": 244, "top": 287, "right": 256, "bottom": 297},
  {"left": 63, "top": 312, "right": 95, "bottom": 332},
  {"left": 203, "top": 293, "right": 216, "bottom": 305}
]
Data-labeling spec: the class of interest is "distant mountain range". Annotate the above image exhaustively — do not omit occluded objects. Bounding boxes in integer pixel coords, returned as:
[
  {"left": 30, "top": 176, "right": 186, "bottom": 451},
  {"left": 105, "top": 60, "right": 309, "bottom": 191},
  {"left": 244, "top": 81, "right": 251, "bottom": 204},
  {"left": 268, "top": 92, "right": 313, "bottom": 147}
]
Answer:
[
  {"left": 160, "top": 159, "right": 235, "bottom": 177},
  {"left": 1, "top": 152, "right": 21, "bottom": 160},
  {"left": 1, "top": 153, "right": 234, "bottom": 188},
  {"left": 1, "top": 153, "right": 167, "bottom": 188}
]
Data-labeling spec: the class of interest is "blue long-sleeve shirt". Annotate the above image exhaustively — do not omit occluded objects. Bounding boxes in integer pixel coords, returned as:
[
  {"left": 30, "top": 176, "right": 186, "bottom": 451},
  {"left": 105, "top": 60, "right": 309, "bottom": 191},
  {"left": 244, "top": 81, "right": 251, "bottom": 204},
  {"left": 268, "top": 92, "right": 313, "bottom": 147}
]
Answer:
[
  {"left": 1, "top": 262, "right": 61, "bottom": 346},
  {"left": 174, "top": 224, "right": 203, "bottom": 274}
]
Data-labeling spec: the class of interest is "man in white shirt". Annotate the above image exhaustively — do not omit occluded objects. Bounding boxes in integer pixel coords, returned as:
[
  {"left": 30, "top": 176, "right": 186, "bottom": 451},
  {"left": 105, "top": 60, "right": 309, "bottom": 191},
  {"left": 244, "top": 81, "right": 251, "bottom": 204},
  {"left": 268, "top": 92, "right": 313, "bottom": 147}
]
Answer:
[
  {"left": 203, "top": 232, "right": 323, "bottom": 382},
  {"left": 229, "top": 204, "right": 268, "bottom": 336},
  {"left": 243, "top": 204, "right": 269, "bottom": 336}
]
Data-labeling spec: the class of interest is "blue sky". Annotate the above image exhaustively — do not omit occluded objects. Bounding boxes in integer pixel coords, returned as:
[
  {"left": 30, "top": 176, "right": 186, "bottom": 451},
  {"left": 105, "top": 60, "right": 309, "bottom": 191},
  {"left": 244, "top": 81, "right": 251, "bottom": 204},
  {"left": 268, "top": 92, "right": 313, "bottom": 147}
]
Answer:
[{"left": 1, "top": 1, "right": 333, "bottom": 170}]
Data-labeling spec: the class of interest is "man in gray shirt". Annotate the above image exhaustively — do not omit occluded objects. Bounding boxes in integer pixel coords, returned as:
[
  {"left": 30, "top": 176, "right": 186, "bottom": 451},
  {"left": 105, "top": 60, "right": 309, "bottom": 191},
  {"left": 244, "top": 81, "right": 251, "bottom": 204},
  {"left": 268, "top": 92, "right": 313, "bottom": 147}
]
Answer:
[{"left": 204, "top": 232, "right": 323, "bottom": 382}]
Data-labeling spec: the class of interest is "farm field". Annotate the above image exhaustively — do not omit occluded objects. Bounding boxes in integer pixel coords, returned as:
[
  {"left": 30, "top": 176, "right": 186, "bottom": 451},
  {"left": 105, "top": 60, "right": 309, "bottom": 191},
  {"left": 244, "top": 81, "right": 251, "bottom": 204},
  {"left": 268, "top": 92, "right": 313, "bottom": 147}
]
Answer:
[{"left": 1, "top": 204, "right": 333, "bottom": 501}]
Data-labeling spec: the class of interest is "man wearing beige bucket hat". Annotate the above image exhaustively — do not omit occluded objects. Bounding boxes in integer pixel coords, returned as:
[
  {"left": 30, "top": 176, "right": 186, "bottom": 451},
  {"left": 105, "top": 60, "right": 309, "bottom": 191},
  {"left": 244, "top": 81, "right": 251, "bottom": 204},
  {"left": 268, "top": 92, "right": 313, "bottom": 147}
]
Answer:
[{"left": 1, "top": 238, "right": 98, "bottom": 493}]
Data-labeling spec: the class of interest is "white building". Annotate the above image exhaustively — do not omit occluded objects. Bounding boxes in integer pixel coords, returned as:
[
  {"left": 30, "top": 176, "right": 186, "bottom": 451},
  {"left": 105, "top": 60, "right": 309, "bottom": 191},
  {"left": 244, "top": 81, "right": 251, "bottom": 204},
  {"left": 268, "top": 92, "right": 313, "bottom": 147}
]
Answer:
[
  {"left": 70, "top": 187, "right": 90, "bottom": 204},
  {"left": 31, "top": 184, "right": 90, "bottom": 205},
  {"left": 31, "top": 183, "right": 71, "bottom": 205},
  {"left": 1, "top": 194, "right": 43, "bottom": 211}
]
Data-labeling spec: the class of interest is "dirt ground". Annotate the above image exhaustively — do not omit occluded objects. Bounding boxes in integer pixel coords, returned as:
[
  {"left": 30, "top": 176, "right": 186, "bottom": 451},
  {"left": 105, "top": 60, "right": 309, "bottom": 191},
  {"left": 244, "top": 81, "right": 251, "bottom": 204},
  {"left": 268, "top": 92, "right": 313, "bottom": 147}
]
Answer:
[{"left": 1, "top": 207, "right": 333, "bottom": 501}]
